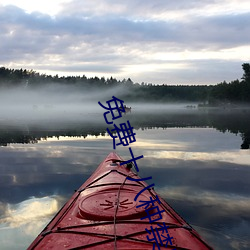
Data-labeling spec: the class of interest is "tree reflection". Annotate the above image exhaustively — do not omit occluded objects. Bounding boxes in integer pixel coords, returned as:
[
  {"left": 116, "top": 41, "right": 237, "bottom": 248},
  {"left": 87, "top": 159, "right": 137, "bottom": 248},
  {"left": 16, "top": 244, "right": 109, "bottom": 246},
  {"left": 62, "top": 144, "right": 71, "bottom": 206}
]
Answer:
[
  {"left": 0, "top": 109, "right": 250, "bottom": 149},
  {"left": 241, "top": 133, "right": 250, "bottom": 149}
]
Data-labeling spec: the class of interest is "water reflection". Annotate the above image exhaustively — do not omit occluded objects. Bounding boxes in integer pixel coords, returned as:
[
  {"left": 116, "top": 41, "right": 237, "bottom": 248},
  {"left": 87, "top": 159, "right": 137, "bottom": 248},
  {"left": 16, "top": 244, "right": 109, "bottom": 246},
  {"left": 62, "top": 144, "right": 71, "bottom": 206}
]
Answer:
[
  {"left": 0, "top": 107, "right": 250, "bottom": 149},
  {"left": 0, "top": 196, "right": 59, "bottom": 228},
  {"left": 0, "top": 109, "right": 250, "bottom": 249},
  {"left": 0, "top": 196, "right": 62, "bottom": 250}
]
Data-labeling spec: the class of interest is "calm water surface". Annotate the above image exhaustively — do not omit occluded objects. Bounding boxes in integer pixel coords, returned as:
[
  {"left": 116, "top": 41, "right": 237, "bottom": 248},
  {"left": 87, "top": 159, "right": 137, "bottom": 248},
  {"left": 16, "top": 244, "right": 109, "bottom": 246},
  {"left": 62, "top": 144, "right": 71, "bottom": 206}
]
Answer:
[{"left": 0, "top": 106, "right": 250, "bottom": 249}]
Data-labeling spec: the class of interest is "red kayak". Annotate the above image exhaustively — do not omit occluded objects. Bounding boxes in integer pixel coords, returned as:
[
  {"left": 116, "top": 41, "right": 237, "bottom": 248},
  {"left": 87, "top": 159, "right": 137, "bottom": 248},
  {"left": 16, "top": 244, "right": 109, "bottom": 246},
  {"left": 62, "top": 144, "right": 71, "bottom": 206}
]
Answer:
[{"left": 28, "top": 152, "right": 213, "bottom": 249}]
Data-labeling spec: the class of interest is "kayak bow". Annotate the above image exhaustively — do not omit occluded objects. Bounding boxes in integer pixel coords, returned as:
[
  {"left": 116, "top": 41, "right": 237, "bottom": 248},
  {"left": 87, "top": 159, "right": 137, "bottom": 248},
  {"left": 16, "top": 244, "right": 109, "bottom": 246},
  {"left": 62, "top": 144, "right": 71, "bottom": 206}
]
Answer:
[{"left": 28, "top": 152, "right": 213, "bottom": 249}]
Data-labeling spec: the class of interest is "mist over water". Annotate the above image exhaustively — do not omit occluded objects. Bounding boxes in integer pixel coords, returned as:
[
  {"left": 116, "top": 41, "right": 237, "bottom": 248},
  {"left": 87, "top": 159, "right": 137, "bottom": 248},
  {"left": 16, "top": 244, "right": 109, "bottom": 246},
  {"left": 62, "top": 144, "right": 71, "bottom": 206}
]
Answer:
[
  {"left": 0, "top": 84, "right": 197, "bottom": 125},
  {"left": 0, "top": 85, "right": 100, "bottom": 122},
  {"left": 1, "top": 83, "right": 250, "bottom": 148}
]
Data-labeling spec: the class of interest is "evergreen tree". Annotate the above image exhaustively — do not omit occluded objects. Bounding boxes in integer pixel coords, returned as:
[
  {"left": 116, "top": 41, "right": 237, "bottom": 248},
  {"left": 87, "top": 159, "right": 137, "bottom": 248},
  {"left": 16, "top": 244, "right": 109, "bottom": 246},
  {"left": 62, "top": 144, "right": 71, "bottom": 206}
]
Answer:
[{"left": 242, "top": 63, "right": 250, "bottom": 83}]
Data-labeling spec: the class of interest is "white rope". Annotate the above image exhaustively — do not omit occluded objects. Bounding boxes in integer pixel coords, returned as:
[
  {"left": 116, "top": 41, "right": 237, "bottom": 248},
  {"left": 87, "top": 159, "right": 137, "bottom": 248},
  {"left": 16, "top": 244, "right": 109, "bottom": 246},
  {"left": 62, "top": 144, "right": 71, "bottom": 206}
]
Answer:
[{"left": 113, "top": 169, "right": 134, "bottom": 249}]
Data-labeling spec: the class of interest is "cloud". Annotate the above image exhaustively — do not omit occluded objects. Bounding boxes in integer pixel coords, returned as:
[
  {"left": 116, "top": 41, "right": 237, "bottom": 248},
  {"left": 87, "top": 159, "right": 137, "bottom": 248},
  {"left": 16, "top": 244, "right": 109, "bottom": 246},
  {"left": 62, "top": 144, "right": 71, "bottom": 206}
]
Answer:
[
  {"left": 58, "top": 0, "right": 245, "bottom": 19},
  {"left": 0, "top": 1, "right": 250, "bottom": 84},
  {"left": 3, "top": 4, "right": 249, "bottom": 48}
]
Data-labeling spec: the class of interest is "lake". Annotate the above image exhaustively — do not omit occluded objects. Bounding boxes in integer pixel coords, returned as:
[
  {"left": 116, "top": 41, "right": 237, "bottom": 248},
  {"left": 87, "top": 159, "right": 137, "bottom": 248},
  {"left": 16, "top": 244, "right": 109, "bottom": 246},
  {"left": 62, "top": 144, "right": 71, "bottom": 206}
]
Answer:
[{"left": 0, "top": 104, "right": 250, "bottom": 249}]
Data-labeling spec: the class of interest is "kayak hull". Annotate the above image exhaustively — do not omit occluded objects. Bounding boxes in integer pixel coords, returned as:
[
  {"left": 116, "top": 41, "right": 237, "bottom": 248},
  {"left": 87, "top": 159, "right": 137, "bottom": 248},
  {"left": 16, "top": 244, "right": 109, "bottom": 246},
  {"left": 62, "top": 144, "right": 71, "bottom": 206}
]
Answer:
[{"left": 28, "top": 152, "right": 213, "bottom": 249}]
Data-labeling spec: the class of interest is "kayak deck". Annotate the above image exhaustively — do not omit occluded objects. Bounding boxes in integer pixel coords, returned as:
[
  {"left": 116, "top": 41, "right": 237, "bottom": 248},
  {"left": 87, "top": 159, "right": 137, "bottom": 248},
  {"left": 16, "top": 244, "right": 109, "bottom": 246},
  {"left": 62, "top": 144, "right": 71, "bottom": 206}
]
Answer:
[{"left": 28, "top": 152, "right": 213, "bottom": 249}]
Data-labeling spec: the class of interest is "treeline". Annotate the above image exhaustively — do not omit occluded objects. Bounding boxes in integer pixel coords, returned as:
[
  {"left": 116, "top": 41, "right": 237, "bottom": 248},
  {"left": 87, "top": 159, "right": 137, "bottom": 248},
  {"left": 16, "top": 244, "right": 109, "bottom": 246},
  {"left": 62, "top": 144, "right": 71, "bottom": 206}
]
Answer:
[
  {"left": 0, "top": 63, "right": 249, "bottom": 104},
  {"left": 208, "top": 79, "right": 250, "bottom": 105},
  {"left": 208, "top": 63, "right": 250, "bottom": 104}
]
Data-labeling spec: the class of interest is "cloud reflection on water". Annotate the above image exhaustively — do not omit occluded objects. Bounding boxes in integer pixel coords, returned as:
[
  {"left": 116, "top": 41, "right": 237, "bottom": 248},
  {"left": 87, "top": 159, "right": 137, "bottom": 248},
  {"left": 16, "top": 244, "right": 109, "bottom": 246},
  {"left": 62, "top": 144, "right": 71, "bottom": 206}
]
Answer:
[
  {"left": 150, "top": 150, "right": 250, "bottom": 166},
  {"left": 0, "top": 196, "right": 62, "bottom": 250},
  {"left": 0, "top": 196, "right": 59, "bottom": 228},
  {"left": 0, "top": 127, "right": 250, "bottom": 249},
  {"left": 157, "top": 186, "right": 250, "bottom": 250}
]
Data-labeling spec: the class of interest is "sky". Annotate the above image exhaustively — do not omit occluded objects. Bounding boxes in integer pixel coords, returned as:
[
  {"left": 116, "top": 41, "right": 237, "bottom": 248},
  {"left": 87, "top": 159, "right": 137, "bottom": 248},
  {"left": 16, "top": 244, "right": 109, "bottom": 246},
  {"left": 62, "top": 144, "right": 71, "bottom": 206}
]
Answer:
[{"left": 0, "top": 0, "right": 250, "bottom": 85}]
